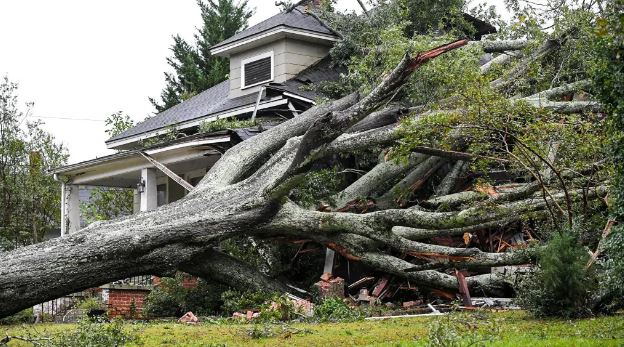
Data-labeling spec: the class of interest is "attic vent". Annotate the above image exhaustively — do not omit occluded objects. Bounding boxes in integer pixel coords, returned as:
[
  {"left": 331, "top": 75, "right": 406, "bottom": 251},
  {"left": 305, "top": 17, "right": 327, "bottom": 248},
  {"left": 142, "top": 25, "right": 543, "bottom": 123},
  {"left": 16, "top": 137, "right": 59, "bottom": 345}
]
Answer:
[{"left": 241, "top": 52, "right": 273, "bottom": 89}]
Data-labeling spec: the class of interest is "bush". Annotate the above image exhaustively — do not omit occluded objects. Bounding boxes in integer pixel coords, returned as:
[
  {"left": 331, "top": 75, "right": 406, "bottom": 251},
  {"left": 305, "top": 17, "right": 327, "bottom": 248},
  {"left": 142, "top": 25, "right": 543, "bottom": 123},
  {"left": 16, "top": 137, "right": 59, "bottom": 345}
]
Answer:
[
  {"left": 598, "top": 226, "right": 624, "bottom": 312},
  {"left": 220, "top": 290, "right": 275, "bottom": 315},
  {"left": 516, "top": 230, "right": 595, "bottom": 318},
  {"left": 0, "top": 308, "right": 34, "bottom": 325},
  {"left": 143, "top": 275, "right": 228, "bottom": 318},
  {"left": 256, "top": 294, "right": 299, "bottom": 323},
  {"left": 313, "top": 298, "right": 361, "bottom": 322}
]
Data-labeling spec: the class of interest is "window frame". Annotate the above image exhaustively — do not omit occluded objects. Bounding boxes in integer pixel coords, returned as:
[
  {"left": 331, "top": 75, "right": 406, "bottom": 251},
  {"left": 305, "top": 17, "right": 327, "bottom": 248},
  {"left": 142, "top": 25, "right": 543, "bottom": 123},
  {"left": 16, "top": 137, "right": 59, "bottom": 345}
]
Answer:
[{"left": 240, "top": 51, "right": 274, "bottom": 90}]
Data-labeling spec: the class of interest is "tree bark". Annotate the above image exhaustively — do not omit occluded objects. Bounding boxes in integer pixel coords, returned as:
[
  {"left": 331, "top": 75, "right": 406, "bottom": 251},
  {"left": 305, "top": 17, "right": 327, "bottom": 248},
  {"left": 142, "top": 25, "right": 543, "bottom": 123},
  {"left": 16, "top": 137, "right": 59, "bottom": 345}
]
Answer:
[{"left": 0, "top": 38, "right": 608, "bottom": 319}]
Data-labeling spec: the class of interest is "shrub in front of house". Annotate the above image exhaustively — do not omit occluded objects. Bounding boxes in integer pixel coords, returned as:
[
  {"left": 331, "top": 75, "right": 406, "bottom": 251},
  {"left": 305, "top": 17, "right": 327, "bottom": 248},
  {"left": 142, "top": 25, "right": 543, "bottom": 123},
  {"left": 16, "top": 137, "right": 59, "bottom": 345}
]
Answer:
[
  {"left": 516, "top": 228, "right": 596, "bottom": 318},
  {"left": 0, "top": 308, "right": 34, "bottom": 325},
  {"left": 143, "top": 275, "right": 228, "bottom": 318}
]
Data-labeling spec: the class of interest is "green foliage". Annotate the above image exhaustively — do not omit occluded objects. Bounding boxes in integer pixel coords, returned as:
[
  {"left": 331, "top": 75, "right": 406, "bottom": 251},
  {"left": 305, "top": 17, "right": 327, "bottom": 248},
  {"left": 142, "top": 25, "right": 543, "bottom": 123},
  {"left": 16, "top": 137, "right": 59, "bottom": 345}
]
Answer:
[
  {"left": 426, "top": 312, "right": 500, "bottom": 347},
  {"left": 290, "top": 168, "right": 344, "bottom": 207},
  {"left": 80, "top": 187, "right": 134, "bottom": 224},
  {"left": 389, "top": 3, "right": 608, "bottom": 223},
  {"left": 592, "top": 0, "right": 624, "bottom": 313},
  {"left": 220, "top": 290, "right": 276, "bottom": 315},
  {"left": 219, "top": 237, "right": 284, "bottom": 276},
  {"left": 143, "top": 275, "right": 228, "bottom": 318},
  {"left": 77, "top": 298, "right": 104, "bottom": 312},
  {"left": 199, "top": 118, "right": 255, "bottom": 133},
  {"left": 49, "top": 319, "right": 137, "bottom": 347},
  {"left": 139, "top": 123, "right": 182, "bottom": 148},
  {"left": 256, "top": 294, "right": 299, "bottom": 323},
  {"left": 3, "top": 312, "right": 624, "bottom": 346},
  {"left": 104, "top": 111, "right": 134, "bottom": 138},
  {"left": 401, "top": 0, "right": 473, "bottom": 37},
  {"left": 516, "top": 229, "right": 595, "bottom": 318},
  {"left": 81, "top": 112, "right": 135, "bottom": 224},
  {"left": 317, "top": 0, "right": 490, "bottom": 99},
  {"left": 244, "top": 324, "right": 312, "bottom": 340},
  {"left": 151, "top": 0, "right": 253, "bottom": 112},
  {"left": 0, "top": 76, "right": 68, "bottom": 250},
  {"left": 224, "top": 292, "right": 299, "bottom": 323},
  {"left": 0, "top": 308, "right": 33, "bottom": 325},
  {"left": 312, "top": 298, "right": 361, "bottom": 322}
]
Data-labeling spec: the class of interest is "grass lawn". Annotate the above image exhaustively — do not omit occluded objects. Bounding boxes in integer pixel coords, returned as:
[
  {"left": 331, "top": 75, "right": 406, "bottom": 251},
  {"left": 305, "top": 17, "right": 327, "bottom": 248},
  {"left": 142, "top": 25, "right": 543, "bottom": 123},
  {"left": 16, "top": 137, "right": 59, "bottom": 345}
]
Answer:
[{"left": 2, "top": 311, "right": 623, "bottom": 346}]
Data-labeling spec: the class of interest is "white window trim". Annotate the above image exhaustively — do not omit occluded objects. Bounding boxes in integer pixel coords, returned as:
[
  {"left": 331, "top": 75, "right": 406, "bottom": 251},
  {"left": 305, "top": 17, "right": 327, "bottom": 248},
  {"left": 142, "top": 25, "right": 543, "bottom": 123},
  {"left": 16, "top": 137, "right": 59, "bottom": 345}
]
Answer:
[{"left": 241, "top": 51, "right": 274, "bottom": 90}]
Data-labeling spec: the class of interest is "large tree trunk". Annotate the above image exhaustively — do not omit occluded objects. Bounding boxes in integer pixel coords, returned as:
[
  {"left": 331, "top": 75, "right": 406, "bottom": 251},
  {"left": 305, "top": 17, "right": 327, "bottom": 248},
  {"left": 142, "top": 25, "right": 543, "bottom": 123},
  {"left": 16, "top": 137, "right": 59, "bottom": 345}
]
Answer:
[{"left": 0, "top": 38, "right": 605, "bottom": 318}]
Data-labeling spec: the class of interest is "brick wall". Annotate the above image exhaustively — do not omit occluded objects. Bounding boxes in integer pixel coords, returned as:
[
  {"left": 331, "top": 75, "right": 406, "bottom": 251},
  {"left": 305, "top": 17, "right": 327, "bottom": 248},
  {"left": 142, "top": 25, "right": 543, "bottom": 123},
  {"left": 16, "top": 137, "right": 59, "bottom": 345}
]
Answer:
[
  {"left": 106, "top": 289, "right": 150, "bottom": 318},
  {"left": 152, "top": 275, "right": 198, "bottom": 289}
]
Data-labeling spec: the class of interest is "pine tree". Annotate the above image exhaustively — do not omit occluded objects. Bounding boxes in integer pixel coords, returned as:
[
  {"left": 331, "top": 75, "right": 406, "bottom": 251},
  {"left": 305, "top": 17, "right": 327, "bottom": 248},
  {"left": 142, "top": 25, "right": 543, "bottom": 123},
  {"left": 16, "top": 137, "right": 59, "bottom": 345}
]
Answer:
[{"left": 150, "top": 0, "right": 253, "bottom": 113}]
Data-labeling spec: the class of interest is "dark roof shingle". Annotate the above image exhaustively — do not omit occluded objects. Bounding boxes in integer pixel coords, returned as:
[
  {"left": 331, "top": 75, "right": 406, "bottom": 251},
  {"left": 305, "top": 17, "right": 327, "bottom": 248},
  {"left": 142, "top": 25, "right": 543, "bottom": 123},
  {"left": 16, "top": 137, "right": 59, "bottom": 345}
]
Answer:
[
  {"left": 107, "top": 56, "right": 343, "bottom": 145},
  {"left": 211, "top": 7, "right": 338, "bottom": 50}
]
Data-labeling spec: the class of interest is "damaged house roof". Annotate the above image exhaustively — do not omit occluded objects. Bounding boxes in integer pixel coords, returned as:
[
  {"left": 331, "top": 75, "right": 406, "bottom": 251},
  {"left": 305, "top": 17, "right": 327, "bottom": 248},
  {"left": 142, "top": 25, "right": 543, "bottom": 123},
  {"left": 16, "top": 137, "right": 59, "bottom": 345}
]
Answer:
[{"left": 105, "top": 56, "right": 342, "bottom": 148}]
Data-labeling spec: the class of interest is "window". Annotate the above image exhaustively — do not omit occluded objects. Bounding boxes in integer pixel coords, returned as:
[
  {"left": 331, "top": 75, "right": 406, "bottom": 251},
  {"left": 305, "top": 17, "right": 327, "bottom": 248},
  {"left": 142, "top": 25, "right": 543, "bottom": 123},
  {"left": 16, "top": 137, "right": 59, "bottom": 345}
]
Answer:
[{"left": 241, "top": 51, "right": 273, "bottom": 89}]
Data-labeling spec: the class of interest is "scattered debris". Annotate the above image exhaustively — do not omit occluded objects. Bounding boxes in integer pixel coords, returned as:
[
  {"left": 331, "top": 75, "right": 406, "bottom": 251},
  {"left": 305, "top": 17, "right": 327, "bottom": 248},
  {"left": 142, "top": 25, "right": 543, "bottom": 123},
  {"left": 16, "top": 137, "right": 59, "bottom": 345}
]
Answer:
[
  {"left": 356, "top": 288, "right": 376, "bottom": 305},
  {"left": 371, "top": 276, "right": 390, "bottom": 297},
  {"left": 348, "top": 276, "right": 375, "bottom": 290},
  {"left": 178, "top": 311, "right": 199, "bottom": 324},
  {"left": 455, "top": 269, "right": 472, "bottom": 307},
  {"left": 365, "top": 305, "right": 446, "bottom": 321},
  {"left": 289, "top": 296, "right": 314, "bottom": 317},
  {"left": 314, "top": 274, "right": 345, "bottom": 299},
  {"left": 471, "top": 297, "right": 520, "bottom": 310},
  {"left": 402, "top": 300, "right": 423, "bottom": 309}
]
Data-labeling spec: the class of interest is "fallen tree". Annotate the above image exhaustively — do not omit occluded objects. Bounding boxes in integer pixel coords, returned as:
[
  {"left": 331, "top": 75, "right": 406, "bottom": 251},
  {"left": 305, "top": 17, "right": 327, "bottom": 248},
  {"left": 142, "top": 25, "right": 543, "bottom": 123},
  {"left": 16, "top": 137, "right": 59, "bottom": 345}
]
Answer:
[{"left": 0, "top": 33, "right": 608, "bottom": 318}]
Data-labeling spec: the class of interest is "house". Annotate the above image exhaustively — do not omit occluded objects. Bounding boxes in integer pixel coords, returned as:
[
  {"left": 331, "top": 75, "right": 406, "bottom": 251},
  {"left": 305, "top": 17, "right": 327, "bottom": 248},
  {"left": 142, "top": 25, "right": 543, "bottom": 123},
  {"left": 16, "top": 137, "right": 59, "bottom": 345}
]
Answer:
[
  {"left": 50, "top": 1, "right": 496, "bottom": 318},
  {"left": 53, "top": 2, "right": 344, "bottom": 237}
]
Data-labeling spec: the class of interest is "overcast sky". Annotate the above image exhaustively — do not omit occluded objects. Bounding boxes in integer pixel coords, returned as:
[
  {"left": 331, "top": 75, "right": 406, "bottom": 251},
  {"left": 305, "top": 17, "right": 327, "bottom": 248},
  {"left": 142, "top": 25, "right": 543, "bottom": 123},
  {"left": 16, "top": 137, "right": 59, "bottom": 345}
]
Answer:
[{"left": 0, "top": 0, "right": 507, "bottom": 164}]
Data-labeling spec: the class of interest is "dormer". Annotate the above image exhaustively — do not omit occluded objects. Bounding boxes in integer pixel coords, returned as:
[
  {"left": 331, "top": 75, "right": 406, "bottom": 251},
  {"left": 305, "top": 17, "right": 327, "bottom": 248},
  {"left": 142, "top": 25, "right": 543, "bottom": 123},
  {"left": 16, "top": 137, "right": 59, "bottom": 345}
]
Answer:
[{"left": 210, "top": 6, "right": 340, "bottom": 98}]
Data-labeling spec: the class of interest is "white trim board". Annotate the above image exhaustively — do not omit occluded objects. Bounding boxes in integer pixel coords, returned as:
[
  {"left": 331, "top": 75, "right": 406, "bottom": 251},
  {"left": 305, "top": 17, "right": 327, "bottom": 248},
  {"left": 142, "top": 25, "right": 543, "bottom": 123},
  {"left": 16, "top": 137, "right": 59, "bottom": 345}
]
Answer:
[
  {"left": 56, "top": 136, "right": 230, "bottom": 176},
  {"left": 211, "top": 26, "right": 339, "bottom": 56}
]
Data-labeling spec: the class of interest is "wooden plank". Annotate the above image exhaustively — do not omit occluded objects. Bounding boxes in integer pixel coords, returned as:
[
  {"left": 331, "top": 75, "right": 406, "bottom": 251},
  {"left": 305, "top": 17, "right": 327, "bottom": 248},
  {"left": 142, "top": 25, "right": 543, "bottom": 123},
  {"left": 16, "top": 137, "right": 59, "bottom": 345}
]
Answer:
[
  {"left": 371, "top": 276, "right": 390, "bottom": 297},
  {"left": 140, "top": 152, "right": 194, "bottom": 192},
  {"left": 455, "top": 269, "right": 472, "bottom": 307},
  {"left": 348, "top": 277, "right": 375, "bottom": 290},
  {"left": 323, "top": 248, "right": 336, "bottom": 275}
]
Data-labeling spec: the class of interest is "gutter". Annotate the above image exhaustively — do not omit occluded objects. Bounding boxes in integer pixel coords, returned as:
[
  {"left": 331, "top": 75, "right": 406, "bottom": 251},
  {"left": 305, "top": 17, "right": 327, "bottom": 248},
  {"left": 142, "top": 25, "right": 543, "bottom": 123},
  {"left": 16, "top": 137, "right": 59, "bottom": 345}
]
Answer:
[{"left": 53, "top": 136, "right": 230, "bottom": 177}]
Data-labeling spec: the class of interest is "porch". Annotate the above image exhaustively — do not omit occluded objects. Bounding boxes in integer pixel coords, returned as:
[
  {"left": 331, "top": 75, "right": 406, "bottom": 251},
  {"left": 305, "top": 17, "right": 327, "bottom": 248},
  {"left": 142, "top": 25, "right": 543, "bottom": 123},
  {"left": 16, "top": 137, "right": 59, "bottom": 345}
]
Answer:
[{"left": 52, "top": 133, "right": 230, "bottom": 236}]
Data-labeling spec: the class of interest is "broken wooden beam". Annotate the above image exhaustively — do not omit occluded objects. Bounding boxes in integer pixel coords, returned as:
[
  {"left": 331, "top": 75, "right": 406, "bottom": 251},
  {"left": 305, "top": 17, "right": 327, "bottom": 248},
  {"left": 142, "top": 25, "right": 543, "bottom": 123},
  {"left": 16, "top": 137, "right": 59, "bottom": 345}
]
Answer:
[{"left": 140, "top": 151, "right": 194, "bottom": 192}]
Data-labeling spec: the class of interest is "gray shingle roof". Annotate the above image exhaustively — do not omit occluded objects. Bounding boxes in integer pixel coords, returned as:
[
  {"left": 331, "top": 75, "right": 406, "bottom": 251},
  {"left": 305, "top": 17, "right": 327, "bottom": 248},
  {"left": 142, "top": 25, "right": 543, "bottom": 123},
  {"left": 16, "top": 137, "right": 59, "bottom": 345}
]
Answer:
[
  {"left": 107, "top": 56, "right": 343, "bottom": 145},
  {"left": 107, "top": 81, "right": 230, "bottom": 143},
  {"left": 211, "top": 7, "right": 338, "bottom": 50}
]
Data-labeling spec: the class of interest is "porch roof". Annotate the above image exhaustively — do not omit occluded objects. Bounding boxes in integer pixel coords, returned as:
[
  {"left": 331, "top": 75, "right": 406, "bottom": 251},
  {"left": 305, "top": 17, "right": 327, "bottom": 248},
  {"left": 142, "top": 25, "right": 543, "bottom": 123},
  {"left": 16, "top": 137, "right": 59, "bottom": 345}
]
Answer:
[{"left": 53, "top": 133, "right": 229, "bottom": 188}]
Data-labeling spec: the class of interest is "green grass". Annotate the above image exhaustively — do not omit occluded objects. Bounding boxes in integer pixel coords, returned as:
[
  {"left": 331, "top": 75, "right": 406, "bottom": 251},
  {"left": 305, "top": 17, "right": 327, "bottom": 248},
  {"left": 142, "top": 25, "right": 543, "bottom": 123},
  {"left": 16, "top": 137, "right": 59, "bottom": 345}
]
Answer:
[{"left": 2, "top": 312, "right": 623, "bottom": 346}]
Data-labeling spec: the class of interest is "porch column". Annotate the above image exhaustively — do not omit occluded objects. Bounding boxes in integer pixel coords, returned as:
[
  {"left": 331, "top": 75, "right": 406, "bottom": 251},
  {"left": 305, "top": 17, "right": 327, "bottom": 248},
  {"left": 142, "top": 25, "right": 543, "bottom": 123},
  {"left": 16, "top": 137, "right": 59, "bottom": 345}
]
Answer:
[
  {"left": 61, "top": 183, "right": 81, "bottom": 236},
  {"left": 132, "top": 189, "right": 140, "bottom": 214},
  {"left": 140, "top": 168, "right": 157, "bottom": 212}
]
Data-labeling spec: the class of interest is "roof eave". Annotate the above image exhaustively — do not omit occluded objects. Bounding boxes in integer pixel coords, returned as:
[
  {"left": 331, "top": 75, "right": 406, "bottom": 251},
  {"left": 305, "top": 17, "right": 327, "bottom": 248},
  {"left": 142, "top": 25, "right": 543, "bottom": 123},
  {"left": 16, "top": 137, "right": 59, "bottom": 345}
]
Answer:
[
  {"left": 211, "top": 26, "right": 340, "bottom": 57},
  {"left": 105, "top": 96, "right": 300, "bottom": 150},
  {"left": 53, "top": 135, "right": 231, "bottom": 177}
]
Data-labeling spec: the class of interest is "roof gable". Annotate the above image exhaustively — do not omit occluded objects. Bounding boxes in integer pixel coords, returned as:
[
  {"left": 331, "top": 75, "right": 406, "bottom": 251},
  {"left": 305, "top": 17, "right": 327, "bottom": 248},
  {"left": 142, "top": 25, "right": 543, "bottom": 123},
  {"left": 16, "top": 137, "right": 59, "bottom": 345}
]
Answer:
[{"left": 211, "top": 7, "right": 339, "bottom": 55}]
